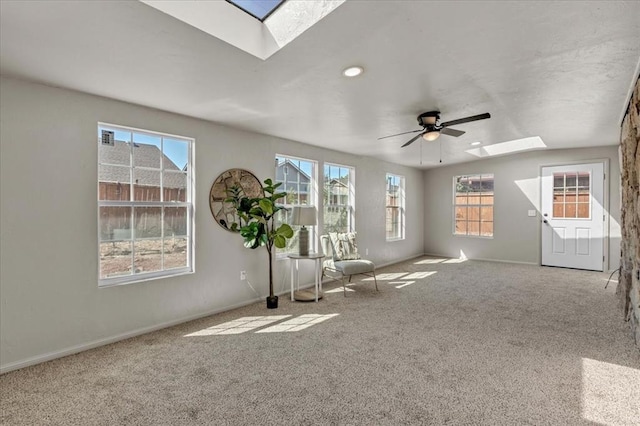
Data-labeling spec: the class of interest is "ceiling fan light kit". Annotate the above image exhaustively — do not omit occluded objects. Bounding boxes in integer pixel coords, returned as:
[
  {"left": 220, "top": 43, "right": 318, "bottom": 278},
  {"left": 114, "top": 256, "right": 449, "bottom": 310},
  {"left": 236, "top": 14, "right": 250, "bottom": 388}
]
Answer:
[
  {"left": 379, "top": 110, "right": 491, "bottom": 149},
  {"left": 423, "top": 131, "right": 440, "bottom": 141}
]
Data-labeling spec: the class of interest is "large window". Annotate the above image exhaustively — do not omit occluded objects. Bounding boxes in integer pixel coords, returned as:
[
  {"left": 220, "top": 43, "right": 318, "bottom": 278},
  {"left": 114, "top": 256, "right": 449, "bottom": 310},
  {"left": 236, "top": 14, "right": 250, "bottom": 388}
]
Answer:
[
  {"left": 275, "top": 155, "right": 317, "bottom": 255},
  {"left": 323, "top": 163, "right": 354, "bottom": 233},
  {"left": 98, "top": 124, "right": 194, "bottom": 286},
  {"left": 386, "top": 173, "right": 405, "bottom": 240},
  {"left": 454, "top": 174, "right": 494, "bottom": 237}
]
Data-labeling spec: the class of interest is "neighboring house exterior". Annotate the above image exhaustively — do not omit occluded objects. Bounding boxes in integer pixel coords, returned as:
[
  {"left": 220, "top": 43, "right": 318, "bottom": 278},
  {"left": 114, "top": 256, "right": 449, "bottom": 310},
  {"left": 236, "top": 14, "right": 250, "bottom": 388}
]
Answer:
[
  {"left": 275, "top": 158, "right": 311, "bottom": 204},
  {"left": 326, "top": 178, "right": 349, "bottom": 207},
  {"left": 98, "top": 141, "right": 187, "bottom": 239},
  {"left": 324, "top": 177, "right": 351, "bottom": 233}
]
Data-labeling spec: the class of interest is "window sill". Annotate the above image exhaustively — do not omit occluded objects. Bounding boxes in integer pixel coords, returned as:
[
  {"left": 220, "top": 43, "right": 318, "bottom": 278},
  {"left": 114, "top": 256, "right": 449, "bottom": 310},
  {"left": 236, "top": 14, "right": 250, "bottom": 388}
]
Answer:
[
  {"left": 99, "top": 268, "right": 193, "bottom": 288},
  {"left": 386, "top": 237, "right": 405, "bottom": 242},
  {"left": 453, "top": 234, "right": 494, "bottom": 239}
]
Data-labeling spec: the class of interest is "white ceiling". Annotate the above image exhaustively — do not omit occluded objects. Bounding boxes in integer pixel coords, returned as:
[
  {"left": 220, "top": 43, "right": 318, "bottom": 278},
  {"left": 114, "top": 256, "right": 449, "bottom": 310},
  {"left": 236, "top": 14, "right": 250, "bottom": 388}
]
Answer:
[{"left": 1, "top": 0, "right": 639, "bottom": 169}]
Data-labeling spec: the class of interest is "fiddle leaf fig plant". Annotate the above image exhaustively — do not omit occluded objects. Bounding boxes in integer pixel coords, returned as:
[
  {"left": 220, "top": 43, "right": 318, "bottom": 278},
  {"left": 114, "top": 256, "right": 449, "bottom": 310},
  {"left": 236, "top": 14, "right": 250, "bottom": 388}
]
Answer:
[{"left": 226, "top": 178, "right": 293, "bottom": 308}]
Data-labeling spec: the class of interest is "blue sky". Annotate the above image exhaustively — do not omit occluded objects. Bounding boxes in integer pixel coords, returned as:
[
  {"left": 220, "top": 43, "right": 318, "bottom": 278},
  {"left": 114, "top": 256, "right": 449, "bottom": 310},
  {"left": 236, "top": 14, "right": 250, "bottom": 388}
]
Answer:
[
  {"left": 228, "top": 0, "right": 284, "bottom": 20},
  {"left": 100, "top": 127, "right": 189, "bottom": 169}
]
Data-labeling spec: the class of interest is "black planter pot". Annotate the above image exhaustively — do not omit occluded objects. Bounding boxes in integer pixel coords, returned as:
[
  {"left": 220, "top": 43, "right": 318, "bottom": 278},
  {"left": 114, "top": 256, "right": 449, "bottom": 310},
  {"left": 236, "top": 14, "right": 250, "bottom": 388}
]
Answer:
[{"left": 266, "top": 295, "right": 278, "bottom": 309}]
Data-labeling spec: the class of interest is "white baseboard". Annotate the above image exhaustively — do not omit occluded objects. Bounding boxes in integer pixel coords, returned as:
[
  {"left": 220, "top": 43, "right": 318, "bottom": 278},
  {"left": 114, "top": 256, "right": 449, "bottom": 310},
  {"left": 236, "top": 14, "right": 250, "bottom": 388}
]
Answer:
[
  {"left": 423, "top": 252, "right": 538, "bottom": 266},
  {"left": 472, "top": 257, "right": 538, "bottom": 266},
  {"left": 376, "top": 253, "right": 426, "bottom": 269},
  {"left": 0, "top": 298, "right": 263, "bottom": 375}
]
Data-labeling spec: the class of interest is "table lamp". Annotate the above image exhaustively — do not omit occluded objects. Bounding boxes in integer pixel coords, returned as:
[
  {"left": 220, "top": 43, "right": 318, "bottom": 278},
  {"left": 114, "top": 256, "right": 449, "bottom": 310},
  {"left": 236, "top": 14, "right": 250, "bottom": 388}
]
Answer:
[{"left": 291, "top": 206, "right": 317, "bottom": 256}]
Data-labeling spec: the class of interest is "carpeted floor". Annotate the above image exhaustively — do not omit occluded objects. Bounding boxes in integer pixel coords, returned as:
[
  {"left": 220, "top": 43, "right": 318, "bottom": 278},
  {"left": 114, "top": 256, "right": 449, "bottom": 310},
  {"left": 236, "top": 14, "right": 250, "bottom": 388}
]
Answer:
[{"left": 1, "top": 257, "right": 639, "bottom": 425}]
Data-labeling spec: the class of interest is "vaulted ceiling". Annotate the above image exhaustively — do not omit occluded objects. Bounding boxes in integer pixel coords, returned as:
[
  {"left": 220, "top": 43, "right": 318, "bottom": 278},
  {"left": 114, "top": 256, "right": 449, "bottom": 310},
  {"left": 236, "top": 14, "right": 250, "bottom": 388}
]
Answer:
[{"left": 1, "top": 1, "right": 638, "bottom": 168}]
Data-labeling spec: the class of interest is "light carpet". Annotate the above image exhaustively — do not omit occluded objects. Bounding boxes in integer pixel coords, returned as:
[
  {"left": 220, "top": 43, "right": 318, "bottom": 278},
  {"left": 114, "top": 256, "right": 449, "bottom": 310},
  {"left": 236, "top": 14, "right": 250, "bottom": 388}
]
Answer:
[{"left": 1, "top": 257, "right": 639, "bottom": 425}]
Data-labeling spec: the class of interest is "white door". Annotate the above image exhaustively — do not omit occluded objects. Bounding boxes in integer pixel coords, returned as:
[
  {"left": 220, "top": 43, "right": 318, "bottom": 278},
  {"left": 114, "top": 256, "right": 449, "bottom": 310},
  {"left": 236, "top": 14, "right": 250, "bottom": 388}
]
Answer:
[{"left": 541, "top": 162, "right": 604, "bottom": 271}]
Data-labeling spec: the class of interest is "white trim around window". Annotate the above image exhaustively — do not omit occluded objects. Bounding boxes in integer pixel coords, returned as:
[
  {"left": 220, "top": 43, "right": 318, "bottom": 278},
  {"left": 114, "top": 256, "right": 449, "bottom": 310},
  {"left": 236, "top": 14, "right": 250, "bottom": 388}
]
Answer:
[
  {"left": 97, "top": 123, "right": 195, "bottom": 287},
  {"left": 323, "top": 162, "right": 355, "bottom": 234},
  {"left": 386, "top": 173, "right": 405, "bottom": 241}
]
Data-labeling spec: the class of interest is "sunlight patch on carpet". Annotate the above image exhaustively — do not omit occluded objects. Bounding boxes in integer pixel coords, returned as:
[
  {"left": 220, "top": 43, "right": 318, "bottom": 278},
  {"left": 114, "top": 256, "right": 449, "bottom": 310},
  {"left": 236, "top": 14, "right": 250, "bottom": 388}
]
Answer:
[
  {"left": 367, "top": 272, "right": 408, "bottom": 280},
  {"left": 184, "top": 315, "right": 291, "bottom": 336},
  {"left": 390, "top": 281, "right": 415, "bottom": 288},
  {"left": 414, "top": 258, "right": 447, "bottom": 264},
  {"left": 581, "top": 357, "right": 640, "bottom": 425},
  {"left": 443, "top": 258, "right": 467, "bottom": 264},
  {"left": 325, "top": 287, "right": 355, "bottom": 293},
  {"left": 404, "top": 271, "right": 437, "bottom": 280},
  {"left": 256, "top": 314, "right": 340, "bottom": 333}
]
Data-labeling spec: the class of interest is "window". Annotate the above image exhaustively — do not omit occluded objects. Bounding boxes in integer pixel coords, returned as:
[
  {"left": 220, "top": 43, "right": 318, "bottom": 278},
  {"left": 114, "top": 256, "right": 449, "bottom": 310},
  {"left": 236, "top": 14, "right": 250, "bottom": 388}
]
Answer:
[
  {"left": 98, "top": 124, "right": 194, "bottom": 286},
  {"left": 386, "top": 174, "right": 405, "bottom": 240},
  {"left": 454, "top": 174, "right": 494, "bottom": 237},
  {"left": 323, "top": 163, "right": 354, "bottom": 233},
  {"left": 553, "top": 172, "right": 590, "bottom": 218},
  {"left": 275, "top": 155, "right": 317, "bottom": 255}
]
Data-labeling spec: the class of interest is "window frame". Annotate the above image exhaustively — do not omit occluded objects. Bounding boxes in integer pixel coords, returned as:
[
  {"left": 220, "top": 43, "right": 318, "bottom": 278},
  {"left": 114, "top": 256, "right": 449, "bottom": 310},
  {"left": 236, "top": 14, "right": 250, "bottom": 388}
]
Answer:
[
  {"left": 385, "top": 173, "right": 405, "bottom": 241},
  {"left": 453, "top": 173, "right": 494, "bottom": 238},
  {"left": 97, "top": 123, "right": 195, "bottom": 287},
  {"left": 274, "top": 154, "right": 318, "bottom": 258},
  {"left": 323, "top": 162, "right": 355, "bottom": 234}
]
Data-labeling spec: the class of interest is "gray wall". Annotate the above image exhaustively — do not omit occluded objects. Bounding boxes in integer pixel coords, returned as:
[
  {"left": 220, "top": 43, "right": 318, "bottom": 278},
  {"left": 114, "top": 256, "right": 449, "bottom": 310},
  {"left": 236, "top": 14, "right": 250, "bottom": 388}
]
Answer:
[
  {"left": 423, "top": 146, "right": 621, "bottom": 269},
  {"left": 0, "top": 77, "right": 424, "bottom": 371}
]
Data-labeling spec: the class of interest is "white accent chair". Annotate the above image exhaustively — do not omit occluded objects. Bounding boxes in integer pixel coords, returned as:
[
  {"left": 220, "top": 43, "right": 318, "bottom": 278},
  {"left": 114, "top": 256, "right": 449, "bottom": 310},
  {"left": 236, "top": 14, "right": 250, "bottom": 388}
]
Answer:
[{"left": 320, "top": 233, "right": 378, "bottom": 296}]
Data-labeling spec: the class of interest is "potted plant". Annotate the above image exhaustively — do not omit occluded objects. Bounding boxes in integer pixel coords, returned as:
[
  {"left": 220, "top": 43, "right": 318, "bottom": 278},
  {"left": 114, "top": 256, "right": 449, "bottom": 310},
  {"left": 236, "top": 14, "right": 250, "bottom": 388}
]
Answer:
[{"left": 226, "top": 178, "right": 293, "bottom": 309}]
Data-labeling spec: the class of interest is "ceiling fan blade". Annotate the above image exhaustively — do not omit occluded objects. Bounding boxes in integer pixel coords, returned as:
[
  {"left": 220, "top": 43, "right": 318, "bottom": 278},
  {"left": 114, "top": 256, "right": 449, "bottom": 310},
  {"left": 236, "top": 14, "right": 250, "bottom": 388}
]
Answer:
[
  {"left": 440, "top": 127, "right": 465, "bottom": 137},
  {"left": 401, "top": 133, "right": 424, "bottom": 148},
  {"left": 377, "top": 129, "right": 423, "bottom": 140},
  {"left": 441, "top": 112, "right": 491, "bottom": 128}
]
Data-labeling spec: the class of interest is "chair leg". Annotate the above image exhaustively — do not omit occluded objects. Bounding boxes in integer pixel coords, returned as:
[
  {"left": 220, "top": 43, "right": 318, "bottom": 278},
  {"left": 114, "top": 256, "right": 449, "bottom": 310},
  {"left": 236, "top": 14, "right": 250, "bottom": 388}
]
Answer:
[
  {"left": 342, "top": 274, "right": 347, "bottom": 297},
  {"left": 373, "top": 271, "right": 379, "bottom": 291}
]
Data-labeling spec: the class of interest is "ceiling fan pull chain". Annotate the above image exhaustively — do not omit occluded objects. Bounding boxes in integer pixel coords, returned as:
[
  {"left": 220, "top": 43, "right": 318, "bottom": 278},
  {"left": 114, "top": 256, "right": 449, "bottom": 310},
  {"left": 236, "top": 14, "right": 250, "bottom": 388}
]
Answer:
[{"left": 439, "top": 139, "right": 442, "bottom": 163}]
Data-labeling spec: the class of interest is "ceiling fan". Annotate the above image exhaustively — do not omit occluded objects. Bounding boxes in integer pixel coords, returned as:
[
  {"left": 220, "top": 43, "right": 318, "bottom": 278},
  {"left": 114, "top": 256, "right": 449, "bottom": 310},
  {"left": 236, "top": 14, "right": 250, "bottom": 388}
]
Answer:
[{"left": 378, "top": 111, "right": 491, "bottom": 147}]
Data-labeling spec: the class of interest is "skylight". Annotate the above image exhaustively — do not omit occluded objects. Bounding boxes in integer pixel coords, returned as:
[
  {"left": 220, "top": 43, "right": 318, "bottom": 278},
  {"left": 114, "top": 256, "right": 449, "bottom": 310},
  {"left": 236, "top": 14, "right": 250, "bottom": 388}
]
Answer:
[
  {"left": 465, "top": 136, "right": 547, "bottom": 158},
  {"left": 226, "top": 0, "right": 286, "bottom": 21},
  {"left": 142, "top": 0, "right": 345, "bottom": 60}
]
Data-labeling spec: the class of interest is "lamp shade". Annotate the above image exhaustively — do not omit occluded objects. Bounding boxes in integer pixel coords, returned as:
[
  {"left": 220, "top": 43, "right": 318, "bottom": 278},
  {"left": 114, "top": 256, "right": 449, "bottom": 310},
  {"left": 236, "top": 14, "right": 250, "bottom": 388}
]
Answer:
[
  {"left": 422, "top": 130, "right": 440, "bottom": 141},
  {"left": 291, "top": 206, "right": 317, "bottom": 226}
]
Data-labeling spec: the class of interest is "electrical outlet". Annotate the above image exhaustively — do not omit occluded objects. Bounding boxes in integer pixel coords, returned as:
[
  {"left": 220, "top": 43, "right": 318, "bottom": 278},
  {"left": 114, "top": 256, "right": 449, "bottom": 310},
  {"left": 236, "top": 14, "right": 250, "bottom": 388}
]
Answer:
[
  {"left": 240, "top": 270, "right": 246, "bottom": 281},
  {"left": 365, "top": 248, "right": 369, "bottom": 256}
]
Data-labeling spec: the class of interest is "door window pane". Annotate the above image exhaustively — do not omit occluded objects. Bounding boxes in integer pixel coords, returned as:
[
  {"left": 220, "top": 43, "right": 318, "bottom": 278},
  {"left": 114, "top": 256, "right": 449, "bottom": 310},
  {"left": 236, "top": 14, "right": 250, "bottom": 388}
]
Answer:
[{"left": 551, "top": 172, "right": 590, "bottom": 219}]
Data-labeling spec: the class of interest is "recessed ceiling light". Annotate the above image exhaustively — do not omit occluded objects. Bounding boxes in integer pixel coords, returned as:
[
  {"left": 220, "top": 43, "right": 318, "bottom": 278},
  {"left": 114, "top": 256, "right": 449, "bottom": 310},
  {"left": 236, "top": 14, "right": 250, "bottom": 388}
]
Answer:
[
  {"left": 470, "top": 141, "right": 482, "bottom": 146},
  {"left": 343, "top": 66, "right": 364, "bottom": 77}
]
